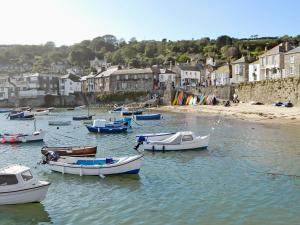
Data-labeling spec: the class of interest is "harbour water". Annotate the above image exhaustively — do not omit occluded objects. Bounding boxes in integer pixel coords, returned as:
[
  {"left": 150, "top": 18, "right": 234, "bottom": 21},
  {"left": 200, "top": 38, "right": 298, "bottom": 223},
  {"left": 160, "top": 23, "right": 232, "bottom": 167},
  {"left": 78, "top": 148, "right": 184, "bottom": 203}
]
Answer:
[{"left": 0, "top": 109, "right": 300, "bottom": 225}]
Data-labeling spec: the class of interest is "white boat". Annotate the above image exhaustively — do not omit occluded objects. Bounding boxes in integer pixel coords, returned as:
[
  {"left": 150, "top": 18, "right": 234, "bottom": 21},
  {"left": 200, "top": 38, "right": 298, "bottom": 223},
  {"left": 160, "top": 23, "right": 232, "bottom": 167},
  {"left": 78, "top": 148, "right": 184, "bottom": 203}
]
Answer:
[
  {"left": 136, "top": 132, "right": 176, "bottom": 142},
  {"left": 0, "top": 165, "right": 50, "bottom": 205},
  {"left": 34, "top": 110, "right": 49, "bottom": 116},
  {"left": 48, "top": 121, "right": 71, "bottom": 126},
  {"left": 74, "top": 105, "right": 86, "bottom": 110},
  {"left": 46, "top": 154, "right": 143, "bottom": 176},
  {"left": 0, "top": 130, "right": 45, "bottom": 143},
  {"left": 143, "top": 131, "right": 209, "bottom": 151}
]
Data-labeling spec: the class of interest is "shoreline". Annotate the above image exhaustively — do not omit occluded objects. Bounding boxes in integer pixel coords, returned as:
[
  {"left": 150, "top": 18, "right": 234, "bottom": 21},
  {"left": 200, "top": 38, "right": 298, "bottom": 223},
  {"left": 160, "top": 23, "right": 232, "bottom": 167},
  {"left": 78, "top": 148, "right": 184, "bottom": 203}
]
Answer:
[{"left": 150, "top": 103, "right": 300, "bottom": 125}]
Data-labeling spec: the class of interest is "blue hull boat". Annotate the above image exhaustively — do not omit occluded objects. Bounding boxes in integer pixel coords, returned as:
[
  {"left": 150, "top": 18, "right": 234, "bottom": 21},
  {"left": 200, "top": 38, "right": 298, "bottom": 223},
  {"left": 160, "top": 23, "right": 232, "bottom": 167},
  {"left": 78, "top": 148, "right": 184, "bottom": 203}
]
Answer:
[
  {"left": 121, "top": 110, "right": 143, "bottom": 116},
  {"left": 134, "top": 114, "right": 161, "bottom": 120},
  {"left": 9, "top": 111, "right": 34, "bottom": 120},
  {"left": 86, "top": 125, "right": 127, "bottom": 133}
]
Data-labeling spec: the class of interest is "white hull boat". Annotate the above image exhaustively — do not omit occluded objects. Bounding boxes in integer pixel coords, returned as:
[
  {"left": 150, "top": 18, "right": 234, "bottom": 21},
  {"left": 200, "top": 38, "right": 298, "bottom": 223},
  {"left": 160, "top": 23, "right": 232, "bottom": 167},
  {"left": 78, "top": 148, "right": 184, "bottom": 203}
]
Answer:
[
  {"left": 136, "top": 132, "right": 176, "bottom": 142},
  {"left": 0, "top": 165, "right": 50, "bottom": 205},
  {"left": 74, "top": 105, "right": 86, "bottom": 110},
  {"left": 46, "top": 154, "right": 143, "bottom": 176},
  {"left": 34, "top": 110, "right": 49, "bottom": 116},
  {"left": 48, "top": 121, "right": 71, "bottom": 126},
  {"left": 0, "top": 130, "right": 45, "bottom": 143},
  {"left": 143, "top": 131, "right": 209, "bottom": 151}
]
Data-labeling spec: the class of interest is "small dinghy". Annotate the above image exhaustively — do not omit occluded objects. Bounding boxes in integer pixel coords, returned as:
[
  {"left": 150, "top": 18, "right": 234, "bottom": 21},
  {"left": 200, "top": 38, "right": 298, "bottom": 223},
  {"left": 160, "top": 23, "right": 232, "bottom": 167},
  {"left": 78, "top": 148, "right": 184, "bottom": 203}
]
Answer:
[
  {"left": 141, "top": 131, "right": 209, "bottom": 151},
  {"left": 73, "top": 115, "right": 93, "bottom": 121},
  {"left": 74, "top": 105, "right": 86, "bottom": 110},
  {"left": 0, "top": 109, "right": 12, "bottom": 113},
  {"left": 9, "top": 111, "right": 34, "bottom": 120},
  {"left": 86, "top": 119, "right": 127, "bottom": 133},
  {"left": 121, "top": 110, "right": 143, "bottom": 116},
  {"left": 109, "top": 106, "right": 129, "bottom": 113},
  {"left": 0, "top": 165, "right": 50, "bottom": 205},
  {"left": 34, "top": 109, "right": 49, "bottom": 116},
  {"left": 44, "top": 153, "right": 143, "bottom": 176},
  {"left": 47, "top": 107, "right": 55, "bottom": 111},
  {"left": 134, "top": 113, "right": 161, "bottom": 120},
  {"left": 136, "top": 132, "right": 176, "bottom": 142},
  {"left": 48, "top": 121, "right": 71, "bottom": 126},
  {"left": 41, "top": 146, "right": 97, "bottom": 157}
]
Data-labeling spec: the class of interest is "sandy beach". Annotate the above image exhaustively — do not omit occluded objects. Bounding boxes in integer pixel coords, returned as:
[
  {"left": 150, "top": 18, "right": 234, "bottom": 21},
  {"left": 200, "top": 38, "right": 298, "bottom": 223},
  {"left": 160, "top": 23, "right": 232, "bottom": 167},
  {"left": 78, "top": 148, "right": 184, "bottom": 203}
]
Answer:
[{"left": 151, "top": 103, "right": 300, "bottom": 124}]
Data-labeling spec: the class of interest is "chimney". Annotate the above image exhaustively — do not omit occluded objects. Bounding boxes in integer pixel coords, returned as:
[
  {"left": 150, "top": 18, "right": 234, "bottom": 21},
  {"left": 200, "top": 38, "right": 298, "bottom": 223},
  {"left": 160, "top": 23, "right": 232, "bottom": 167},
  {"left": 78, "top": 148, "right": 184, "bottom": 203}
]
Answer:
[
  {"left": 285, "top": 41, "right": 289, "bottom": 52},
  {"left": 265, "top": 45, "right": 268, "bottom": 52}
]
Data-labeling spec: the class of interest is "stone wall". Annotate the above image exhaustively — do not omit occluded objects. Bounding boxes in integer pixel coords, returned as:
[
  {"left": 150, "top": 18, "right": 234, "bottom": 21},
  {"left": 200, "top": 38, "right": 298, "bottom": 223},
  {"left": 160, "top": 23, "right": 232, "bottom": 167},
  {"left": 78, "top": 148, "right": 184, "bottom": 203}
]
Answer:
[
  {"left": 198, "top": 85, "right": 234, "bottom": 100},
  {"left": 234, "top": 77, "right": 300, "bottom": 105}
]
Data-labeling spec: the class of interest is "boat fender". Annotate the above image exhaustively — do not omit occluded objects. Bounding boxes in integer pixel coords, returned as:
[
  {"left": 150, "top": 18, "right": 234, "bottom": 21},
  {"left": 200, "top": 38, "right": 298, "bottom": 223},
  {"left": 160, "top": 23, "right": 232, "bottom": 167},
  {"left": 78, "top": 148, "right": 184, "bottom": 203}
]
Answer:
[
  {"left": 0, "top": 138, "right": 5, "bottom": 144},
  {"left": 162, "top": 145, "right": 165, "bottom": 153},
  {"left": 152, "top": 145, "right": 155, "bottom": 152},
  {"left": 80, "top": 166, "right": 82, "bottom": 176}
]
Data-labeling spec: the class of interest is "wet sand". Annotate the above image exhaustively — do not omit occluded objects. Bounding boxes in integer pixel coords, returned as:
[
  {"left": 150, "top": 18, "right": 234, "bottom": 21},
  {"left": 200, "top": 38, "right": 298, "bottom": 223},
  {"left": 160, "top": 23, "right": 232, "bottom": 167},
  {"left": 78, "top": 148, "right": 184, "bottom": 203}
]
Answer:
[{"left": 150, "top": 103, "right": 300, "bottom": 124}]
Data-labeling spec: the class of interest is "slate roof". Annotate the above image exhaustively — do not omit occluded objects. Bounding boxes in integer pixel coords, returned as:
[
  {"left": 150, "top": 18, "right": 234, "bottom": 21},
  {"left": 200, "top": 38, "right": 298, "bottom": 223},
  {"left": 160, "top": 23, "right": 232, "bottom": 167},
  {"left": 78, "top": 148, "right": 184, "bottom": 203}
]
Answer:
[
  {"left": 112, "top": 68, "right": 152, "bottom": 75},
  {"left": 232, "top": 56, "right": 247, "bottom": 64},
  {"left": 285, "top": 46, "right": 300, "bottom": 55}
]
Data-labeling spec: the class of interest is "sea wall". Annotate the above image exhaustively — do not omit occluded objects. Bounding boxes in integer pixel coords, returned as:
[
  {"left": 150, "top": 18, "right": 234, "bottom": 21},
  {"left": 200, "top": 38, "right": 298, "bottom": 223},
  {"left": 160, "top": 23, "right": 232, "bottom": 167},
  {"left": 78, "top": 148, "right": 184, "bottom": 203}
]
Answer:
[
  {"left": 234, "top": 77, "right": 300, "bottom": 105},
  {"left": 198, "top": 85, "right": 235, "bottom": 100}
]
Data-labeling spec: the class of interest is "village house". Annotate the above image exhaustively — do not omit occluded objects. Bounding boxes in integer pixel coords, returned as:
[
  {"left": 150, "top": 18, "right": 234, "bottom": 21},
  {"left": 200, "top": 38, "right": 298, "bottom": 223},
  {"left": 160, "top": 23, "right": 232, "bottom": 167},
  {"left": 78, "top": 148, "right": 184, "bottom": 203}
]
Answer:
[
  {"left": 158, "top": 68, "right": 176, "bottom": 89},
  {"left": 178, "top": 64, "right": 204, "bottom": 88},
  {"left": 85, "top": 72, "right": 97, "bottom": 93},
  {"left": 211, "top": 64, "right": 231, "bottom": 86},
  {"left": 94, "top": 67, "right": 119, "bottom": 93},
  {"left": 59, "top": 73, "right": 81, "bottom": 96},
  {"left": 284, "top": 46, "right": 300, "bottom": 77},
  {"left": 80, "top": 75, "right": 88, "bottom": 93},
  {"left": 231, "top": 56, "right": 249, "bottom": 83},
  {"left": 109, "top": 68, "right": 153, "bottom": 92},
  {"left": 259, "top": 43, "right": 292, "bottom": 80},
  {"left": 90, "top": 57, "right": 111, "bottom": 73},
  {"left": 248, "top": 60, "right": 261, "bottom": 82}
]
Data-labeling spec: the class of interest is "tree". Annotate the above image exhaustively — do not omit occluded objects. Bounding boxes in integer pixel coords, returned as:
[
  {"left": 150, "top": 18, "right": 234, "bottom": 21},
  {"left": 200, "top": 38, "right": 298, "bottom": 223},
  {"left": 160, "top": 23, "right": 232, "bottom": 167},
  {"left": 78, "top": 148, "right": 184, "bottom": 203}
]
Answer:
[
  {"left": 216, "top": 35, "right": 233, "bottom": 49},
  {"left": 177, "top": 54, "right": 191, "bottom": 63}
]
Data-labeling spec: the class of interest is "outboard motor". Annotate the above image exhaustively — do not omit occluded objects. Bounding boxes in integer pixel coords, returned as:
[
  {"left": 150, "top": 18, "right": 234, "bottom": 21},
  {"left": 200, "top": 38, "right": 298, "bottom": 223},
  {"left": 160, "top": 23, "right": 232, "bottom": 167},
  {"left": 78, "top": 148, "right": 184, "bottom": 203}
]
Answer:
[
  {"left": 42, "top": 151, "right": 60, "bottom": 164},
  {"left": 134, "top": 136, "right": 146, "bottom": 150}
]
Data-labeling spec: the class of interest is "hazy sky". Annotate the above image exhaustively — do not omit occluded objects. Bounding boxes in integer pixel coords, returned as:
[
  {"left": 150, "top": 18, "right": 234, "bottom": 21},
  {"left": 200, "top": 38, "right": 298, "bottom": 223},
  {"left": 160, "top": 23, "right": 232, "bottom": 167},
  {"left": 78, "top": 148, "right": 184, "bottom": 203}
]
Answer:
[{"left": 1, "top": 0, "right": 299, "bottom": 46}]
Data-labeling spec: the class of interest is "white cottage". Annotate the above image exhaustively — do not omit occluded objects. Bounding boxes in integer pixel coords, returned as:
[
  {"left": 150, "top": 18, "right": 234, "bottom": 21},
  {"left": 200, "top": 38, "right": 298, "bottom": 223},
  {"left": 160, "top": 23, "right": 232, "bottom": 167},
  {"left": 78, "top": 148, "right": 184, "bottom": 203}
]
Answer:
[
  {"left": 248, "top": 60, "right": 261, "bottom": 82},
  {"left": 59, "top": 73, "right": 81, "bottom": 96}
]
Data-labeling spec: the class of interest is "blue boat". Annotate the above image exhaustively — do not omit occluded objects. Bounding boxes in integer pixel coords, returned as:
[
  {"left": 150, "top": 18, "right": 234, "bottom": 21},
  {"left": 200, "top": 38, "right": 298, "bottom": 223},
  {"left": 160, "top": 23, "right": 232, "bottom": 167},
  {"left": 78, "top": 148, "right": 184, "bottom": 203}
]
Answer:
[
  {"left": 9, "top": 111, "right": 34, "bottom": 120},
  {"left": 86, "top": 119, "right": 127, "bottom": 133},
  {"left": 113, "top": 117, "right": 132, "bottom": 127},
  {"left": 121, "top": 110, "right": 143, "bottom": 116},
  {"left": 134, "top": 113, "right": 161, "bottom": 120}
]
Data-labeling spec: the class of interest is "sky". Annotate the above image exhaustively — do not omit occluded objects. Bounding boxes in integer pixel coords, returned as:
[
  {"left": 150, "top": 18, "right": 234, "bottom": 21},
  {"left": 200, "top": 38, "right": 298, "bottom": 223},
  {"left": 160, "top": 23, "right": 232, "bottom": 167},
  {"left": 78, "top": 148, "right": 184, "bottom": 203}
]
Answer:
[{"left": 0, "top": 0, "right": 299, "bottom": 46}]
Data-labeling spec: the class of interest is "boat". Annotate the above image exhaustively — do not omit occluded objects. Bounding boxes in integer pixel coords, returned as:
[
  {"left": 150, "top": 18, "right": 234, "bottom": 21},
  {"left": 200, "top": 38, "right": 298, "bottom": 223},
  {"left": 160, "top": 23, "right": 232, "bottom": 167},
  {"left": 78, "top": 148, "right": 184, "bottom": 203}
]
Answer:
[
  {"left": 0, "top": 165, "right": 50, "bottom": 205},
  {"left": 86, "top": 119, "right": 127, "bottom": 133},
  {"left": 67, "top": 108, "right": 75, "bottom": 111},
  {"left": 74, "top": 105, "right": 86, "bottom": 110},
  {"left": 107, "top": 117, "right": 132, "bottom": 127},
  {"left": 0, "top": 130, "right": 45, "bottom": 144},
  {"left": 121, "top": 110, "right": 143, "bottom": 116},
  {"left": 44, "top": 154, "right": 143, "bottom": 176},
  {"left": 41, "top": 146, "right": 97, "bottom": 157},
  {"left": 136, "top": 132, "right": 176, "bottom": 142},
  {"left": 73, "top": 115, "right": 93, "bottom": 121},
  {"left": 9, "top": 111, "right": 34, "bottom": 120},
  {"left": 48, "top": 121, "right": 71, "bottom": 126},
  {"left": 134, "top": 113, "right": 161, "bottom": 120},
  {"left": 34, "top": 109, "right": 49, "bottom": 116},
  {"left": 109, "top": 106, "right": 129, "bottom": 113},
  {"left": 142, "top": 131, "right": 209, "bottom": 151},
  {"left": 47, "top": 107, "right": 55, "bottom": 111}
]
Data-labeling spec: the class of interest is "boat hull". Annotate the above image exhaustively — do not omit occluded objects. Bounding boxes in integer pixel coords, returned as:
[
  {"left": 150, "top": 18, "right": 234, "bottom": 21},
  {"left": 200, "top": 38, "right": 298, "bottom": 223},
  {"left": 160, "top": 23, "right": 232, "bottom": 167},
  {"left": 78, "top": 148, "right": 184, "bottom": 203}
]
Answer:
[
  {"left": 0, "top": 182, "right": 50, "bottom": 205},
  {"left": 86, "top": 125, "right": 127, "bottom": 133},
  {"left": 144, "top": 135, "right": 210, "bottom": 151},
  {"left": 41, "top": 146, "right": 97, "bottom": 157},
  {"left": 134, "top": 114, "right": 161, "bottom": 120},
  {"left": 0, "top": 131, "right": 45, "bottom": 144},
  {"left": 73, "top": 115, "right": 93, "bottom": 121},
  {"left": 136, "top": 132, "right": 175, "bottom": 142},
  {"left": 48, "top": 155, "right": 143, "bottom": 176},
  {"left": 48, "top": 121, "right": 71, "bottom": 126}
]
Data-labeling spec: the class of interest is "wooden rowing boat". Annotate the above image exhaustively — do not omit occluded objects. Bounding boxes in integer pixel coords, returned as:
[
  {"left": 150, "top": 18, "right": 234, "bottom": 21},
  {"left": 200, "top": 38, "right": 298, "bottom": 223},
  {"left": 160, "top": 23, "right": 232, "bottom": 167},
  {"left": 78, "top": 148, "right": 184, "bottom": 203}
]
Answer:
[{"left": 41, "top": 146, "right": 97, "bottom": 157}]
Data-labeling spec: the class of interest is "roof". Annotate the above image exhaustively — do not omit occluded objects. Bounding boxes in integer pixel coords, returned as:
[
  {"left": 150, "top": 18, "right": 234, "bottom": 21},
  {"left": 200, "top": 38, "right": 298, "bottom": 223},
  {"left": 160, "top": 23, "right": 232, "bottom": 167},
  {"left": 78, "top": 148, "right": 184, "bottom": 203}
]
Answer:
[
  {"left": 95, "top": 67, "right": 119, "bottom": 78},
  {"left": 249, "top": 60, "right": 260, "bottom": 65},
  {"left": 61, "top": 74, "right": 81, "bottom": 82},
  {"left": 86, "top": 73, "right": 96, "bottom": 79},
  {"left": 215, "top": 64, "right": 230, "bottom": 73},
  {"left": 159, "top": 68, "right": 176, "bottom": 74},
  {"left": 80, "top": 75, "right": 88, "bottom": 81},
  {"left": 232, "top": 56, "right": 247, "bottom": 64},
  {"left": 0, "top": 165, "right": 30, "bottom": 175},
  {"left": 178, "top": 64, "right": 204, "bottom": 71},
  {"left": 260, "top": 43, "right": 285, "bottom": 57},
  {"left": 112, "top": 68, "right": 152, "bottom": 75},
  {"left": 285, "top": 46, "right": 300, "bottom": 55}
]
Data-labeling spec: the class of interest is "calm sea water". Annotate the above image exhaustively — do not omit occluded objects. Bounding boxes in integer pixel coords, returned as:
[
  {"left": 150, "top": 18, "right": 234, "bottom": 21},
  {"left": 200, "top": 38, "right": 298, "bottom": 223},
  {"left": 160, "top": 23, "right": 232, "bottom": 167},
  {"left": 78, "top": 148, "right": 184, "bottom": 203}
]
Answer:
[{"left": 0, "top": 109, "right": 300, "bottom": 225}]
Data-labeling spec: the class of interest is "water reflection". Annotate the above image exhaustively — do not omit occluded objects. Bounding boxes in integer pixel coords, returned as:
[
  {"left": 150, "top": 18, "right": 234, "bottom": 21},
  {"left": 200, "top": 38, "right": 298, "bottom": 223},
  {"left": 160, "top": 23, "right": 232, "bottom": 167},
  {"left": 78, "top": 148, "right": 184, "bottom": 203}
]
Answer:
[{"left": 0, "top": 203, "right": 51, "bottom": 225}]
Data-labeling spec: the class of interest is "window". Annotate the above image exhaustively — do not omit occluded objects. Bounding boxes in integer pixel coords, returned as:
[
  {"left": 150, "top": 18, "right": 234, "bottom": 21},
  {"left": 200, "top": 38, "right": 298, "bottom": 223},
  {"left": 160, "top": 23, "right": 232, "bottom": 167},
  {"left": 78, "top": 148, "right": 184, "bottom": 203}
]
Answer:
[
  {"left": 261, "top": 57, "right": 264, "bottom": 66},
  {"left": 266, "top": 56, "right": 269, "bottom": 65},
  {"left": 272, "top": 55, "right": 275, "bottom": 65},
  {"left": 121, "top": 83, "right": 127, "bottom": 89},
  {"left": 289, "top": 66, "right": 295, "bottom": 75},
  {"left": 116, "top": 75, "right": 120, "bottom": 80},
  {"left": 21, "top": 170, "right": 33, "bottom": 181},
  {"left": 182, "top": 135, "right": 193, "bottom": 142},
  {"left": 125, "top": 75, "right": 128, "bottom": 80},
  {"left": 134, "top": 75, "right": 138, "bottom": 79},
  {"left": 145, "top": 74, "right": 149, "bottom": 79},
  {"left": 0, "top": 175, "right": 18, "bottom": 185},
  {"left": 290, "top": 56, "right": 295, "bottom": 64}
]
